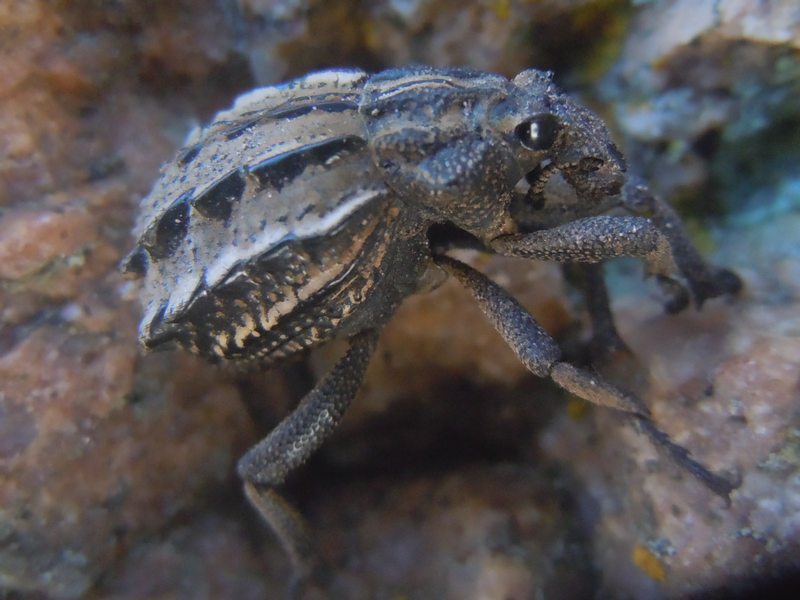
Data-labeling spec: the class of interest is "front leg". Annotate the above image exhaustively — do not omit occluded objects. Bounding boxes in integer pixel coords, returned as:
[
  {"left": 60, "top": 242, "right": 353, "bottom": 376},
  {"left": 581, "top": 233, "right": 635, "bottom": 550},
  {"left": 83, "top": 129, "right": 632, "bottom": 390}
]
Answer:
[
  {"left": 491, "top": 215, "right": 674, "bottom": 271},
  {"left": 621, "top": 176, "right": 742, "bottom": 307},
  {"left": 492, "top": 215, "right": 692, "bottom": 303}
]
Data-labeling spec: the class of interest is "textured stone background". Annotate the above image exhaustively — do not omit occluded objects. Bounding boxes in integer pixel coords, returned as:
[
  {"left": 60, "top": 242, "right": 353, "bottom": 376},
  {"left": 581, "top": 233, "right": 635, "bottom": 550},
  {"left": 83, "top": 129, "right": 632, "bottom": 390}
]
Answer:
[{"left": 1, "top": 1, "right": 798, "bottom": 598}]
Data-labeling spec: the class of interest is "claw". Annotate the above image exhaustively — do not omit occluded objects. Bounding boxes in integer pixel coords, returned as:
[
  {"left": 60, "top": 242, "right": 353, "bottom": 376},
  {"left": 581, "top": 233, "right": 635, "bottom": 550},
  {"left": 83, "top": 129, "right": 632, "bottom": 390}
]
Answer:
[
  {"left": 632, "top": 415, "right": 739, "bottom": 504},
  {"left": 688, "top": 267, "right": 744, "bottom": 309},
  {"left": 656, "top": 275, "right": 690, "bottom": 314},
  {"left": 714, "top": 267, "right": 743, "bottom": 296}
]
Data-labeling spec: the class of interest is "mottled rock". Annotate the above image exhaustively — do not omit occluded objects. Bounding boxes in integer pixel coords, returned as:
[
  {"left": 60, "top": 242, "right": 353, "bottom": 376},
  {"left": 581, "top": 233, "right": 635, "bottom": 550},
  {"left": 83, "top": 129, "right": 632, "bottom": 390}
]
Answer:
[
  {"left": 306, "top": 465, "right": 595, "bottom": 600},
  {"left": 237, "top": 0, "right": 627, "bottom": 82},
  {"left": 605, "top": 0, "right": 800, "bottom": 204},
  {"left": 542, "top": 213, "right": 800, "bottom": 598},
  {"left": 85, "top": 466, "right": 593, "bottom": 600},
  {"left": 0, "top": 1, "right": 258, "bottom": 597},
  {"left": 1, "top": 0, "right": 798, "bottom": 598},
  {"left": 88, "top": 514, "right": 274, "bottom": 600},
  {"left": 0, "top": 323, "right": 254, "bottom": 597}
]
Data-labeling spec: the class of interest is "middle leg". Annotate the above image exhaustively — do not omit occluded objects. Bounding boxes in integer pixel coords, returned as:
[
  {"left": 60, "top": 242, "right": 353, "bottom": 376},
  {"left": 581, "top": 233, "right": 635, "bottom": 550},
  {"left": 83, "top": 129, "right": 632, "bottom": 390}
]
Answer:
[
  {"left": 574, "top": 262, "right": 630, "bottom": 362},
  {"left": 435, "top": 254, "right": 735, "bottom": 499}
]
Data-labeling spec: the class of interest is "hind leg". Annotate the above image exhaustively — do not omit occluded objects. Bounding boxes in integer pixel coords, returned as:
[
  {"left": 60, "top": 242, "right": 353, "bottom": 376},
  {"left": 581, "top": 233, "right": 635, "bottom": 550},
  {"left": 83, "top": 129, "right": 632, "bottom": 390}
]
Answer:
[{"left": 238, "top": 330, "right": 378, "bottom": 595}]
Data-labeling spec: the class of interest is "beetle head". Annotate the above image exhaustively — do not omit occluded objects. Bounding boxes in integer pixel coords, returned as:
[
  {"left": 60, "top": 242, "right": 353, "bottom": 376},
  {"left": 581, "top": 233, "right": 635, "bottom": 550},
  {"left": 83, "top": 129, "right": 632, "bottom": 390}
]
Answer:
[{"left": 491, "top": 70, "right": 626, "bottom": 213}]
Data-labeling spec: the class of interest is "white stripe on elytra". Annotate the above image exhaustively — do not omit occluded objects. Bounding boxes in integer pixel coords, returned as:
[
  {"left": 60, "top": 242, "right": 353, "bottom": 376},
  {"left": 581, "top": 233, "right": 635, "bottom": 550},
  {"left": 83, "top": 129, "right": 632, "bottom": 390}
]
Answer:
[
  {"left": 162, "top": 187, "right": 384, "bottom": 321},
  {"left": 214, "top": 69, "right": 368, "bottom": 122}
]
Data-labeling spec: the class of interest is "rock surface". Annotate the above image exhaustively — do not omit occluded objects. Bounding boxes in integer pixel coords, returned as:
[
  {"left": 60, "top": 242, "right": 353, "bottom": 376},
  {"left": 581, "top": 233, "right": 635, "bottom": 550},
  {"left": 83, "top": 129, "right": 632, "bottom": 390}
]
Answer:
[{"left": 1, "top": 0, "right": 798, "bottom": 598}]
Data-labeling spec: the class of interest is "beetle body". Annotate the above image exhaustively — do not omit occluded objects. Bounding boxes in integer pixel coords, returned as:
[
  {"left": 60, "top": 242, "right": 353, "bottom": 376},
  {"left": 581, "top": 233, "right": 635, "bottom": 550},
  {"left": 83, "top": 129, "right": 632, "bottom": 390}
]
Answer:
[
  {"left": 125, "top": 66, "right": 741, "bottom": 593},
  {"left": 125, "top": 66, "right": 626, "bottom": 364}
]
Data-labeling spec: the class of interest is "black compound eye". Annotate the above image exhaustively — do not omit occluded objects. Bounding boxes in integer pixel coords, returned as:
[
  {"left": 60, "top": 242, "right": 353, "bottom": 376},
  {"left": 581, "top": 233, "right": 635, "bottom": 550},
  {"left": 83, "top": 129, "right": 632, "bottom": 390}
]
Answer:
[{"left": 515, "top": 114, "right": 560, "bottom": 151}]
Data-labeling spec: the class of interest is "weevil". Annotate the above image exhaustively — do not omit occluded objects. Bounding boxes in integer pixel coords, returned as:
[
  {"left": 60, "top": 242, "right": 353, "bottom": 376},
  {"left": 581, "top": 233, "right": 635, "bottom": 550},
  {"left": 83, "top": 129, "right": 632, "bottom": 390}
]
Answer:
[{"left": 123, "top": 66, "right": 741, "bottom": 591}]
